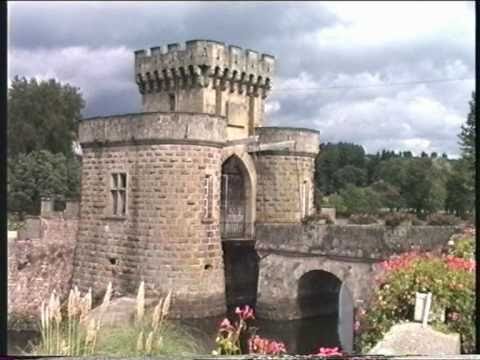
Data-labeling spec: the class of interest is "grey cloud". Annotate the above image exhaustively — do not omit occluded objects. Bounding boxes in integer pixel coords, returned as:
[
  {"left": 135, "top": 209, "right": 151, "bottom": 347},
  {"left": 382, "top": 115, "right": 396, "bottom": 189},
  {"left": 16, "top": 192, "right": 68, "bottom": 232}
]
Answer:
[{"left": 7, "top": 1, "right": 475, "bottom": 156}]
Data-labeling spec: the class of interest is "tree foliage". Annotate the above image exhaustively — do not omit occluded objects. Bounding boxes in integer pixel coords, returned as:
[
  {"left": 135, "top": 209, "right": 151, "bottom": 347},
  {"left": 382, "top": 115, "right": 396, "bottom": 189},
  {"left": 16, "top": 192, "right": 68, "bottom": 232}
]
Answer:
[
  {"left": 8, "top": 76, "right": 85, "bottom": 158},
  {"left": 459, "top": 91, "right": 476, "bottom": 168},
  {"left": 315, "top": 142, "right": 366, "bottom": 194},
  {"left": 8, "top": 150, "right": 81, "bottom": 216}
]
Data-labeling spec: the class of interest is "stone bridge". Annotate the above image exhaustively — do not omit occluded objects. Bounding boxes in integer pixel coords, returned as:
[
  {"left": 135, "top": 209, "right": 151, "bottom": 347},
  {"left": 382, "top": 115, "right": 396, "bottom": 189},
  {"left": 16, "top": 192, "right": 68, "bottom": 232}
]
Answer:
[{"left": 251, "top": 223, "right": 460, "bottom": 320}]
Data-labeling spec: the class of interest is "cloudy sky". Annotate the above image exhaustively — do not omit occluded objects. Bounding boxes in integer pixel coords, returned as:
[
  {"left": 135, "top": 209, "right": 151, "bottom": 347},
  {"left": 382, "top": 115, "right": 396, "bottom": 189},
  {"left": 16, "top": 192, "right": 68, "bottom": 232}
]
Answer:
[{"left": 8, "top": 1, "right": 475, "bottom": 157}]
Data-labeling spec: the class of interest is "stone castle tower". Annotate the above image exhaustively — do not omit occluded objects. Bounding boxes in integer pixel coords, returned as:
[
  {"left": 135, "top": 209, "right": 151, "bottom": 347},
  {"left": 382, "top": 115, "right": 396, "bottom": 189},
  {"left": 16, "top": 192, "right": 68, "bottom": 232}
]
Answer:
[{"left": 72, "top": 40, "right": 319, "bottom": 318}]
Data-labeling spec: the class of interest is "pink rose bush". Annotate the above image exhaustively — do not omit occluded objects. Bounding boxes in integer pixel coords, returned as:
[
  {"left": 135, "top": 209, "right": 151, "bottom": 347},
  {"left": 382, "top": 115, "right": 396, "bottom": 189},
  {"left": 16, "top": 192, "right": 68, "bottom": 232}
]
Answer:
[{"left": 357, "top": 229, "right": 475, "bottom": 354}]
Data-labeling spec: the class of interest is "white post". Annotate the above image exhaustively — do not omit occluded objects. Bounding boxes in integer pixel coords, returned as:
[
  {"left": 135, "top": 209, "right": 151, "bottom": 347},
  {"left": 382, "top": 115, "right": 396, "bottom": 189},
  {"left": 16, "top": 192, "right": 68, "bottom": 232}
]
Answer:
[{"left": 422, "top": 292, "right": 432, "bottom": 327}]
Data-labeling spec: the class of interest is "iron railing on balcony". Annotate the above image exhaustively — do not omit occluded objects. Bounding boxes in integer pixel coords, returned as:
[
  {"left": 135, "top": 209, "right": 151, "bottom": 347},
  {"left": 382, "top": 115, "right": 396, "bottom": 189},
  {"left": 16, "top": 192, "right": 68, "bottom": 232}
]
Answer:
[{"left": 221, "top": 221, "right": 250, "bottom": 239}]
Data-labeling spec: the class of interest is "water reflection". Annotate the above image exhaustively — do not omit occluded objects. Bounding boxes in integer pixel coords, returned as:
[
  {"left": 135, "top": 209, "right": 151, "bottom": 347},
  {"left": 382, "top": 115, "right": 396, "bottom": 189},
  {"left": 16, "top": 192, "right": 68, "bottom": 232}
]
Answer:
[
  {"left": 177, "top": 313, "right": 340, "bottom": 355},
  {"left": 8, "top": 314, "right": 340, "bottom": 355},
  {"left": 7, "top": 330, "right": 40, "bottom": 355}
]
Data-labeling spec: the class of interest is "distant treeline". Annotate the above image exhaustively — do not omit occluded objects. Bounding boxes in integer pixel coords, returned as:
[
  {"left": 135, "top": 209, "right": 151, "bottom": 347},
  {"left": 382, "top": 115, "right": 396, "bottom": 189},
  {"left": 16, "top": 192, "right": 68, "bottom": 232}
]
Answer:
[{"left": 314, "top": 142, "right": 474, "bottom": 219}]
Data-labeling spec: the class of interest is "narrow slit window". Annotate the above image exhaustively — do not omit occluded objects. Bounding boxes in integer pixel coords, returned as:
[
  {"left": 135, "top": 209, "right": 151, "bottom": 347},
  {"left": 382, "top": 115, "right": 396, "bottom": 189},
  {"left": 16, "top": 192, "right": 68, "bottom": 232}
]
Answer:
[
  {"left": 302, "top": 180, "right": 309, "bottom": 217},
  {"left": 203, "top": 175, "right": 213, "bottom": 219},
  {"left": 169, "top": 93, "right": 176, "bottom": 111},
  {"left": 111, "top": 172, "right": 127, "bottom": 216}
]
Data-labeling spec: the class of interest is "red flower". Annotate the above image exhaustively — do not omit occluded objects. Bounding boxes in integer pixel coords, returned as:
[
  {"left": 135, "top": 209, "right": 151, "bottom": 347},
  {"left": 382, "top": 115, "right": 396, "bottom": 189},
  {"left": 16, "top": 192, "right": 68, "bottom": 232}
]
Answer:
[
  {"left": 248, "top": 335, "right": 286, "bottom": 355},
  {"left": 315, "top": 347, "right": 343, "bottom": 357}
]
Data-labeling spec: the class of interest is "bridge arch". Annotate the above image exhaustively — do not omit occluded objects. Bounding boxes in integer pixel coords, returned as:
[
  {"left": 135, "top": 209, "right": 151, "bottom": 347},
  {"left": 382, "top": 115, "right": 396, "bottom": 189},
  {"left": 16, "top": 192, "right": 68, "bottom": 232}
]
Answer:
[{"left": 297, "top": 270, "right": 342, "bottom": 318}]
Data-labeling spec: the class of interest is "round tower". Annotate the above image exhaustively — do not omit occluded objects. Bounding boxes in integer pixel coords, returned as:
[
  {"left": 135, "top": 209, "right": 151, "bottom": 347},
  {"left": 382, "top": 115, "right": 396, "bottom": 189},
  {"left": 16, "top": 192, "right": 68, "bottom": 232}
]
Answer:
[
  {"left": 72, "top": 112, "right": 228, "bottom": 317},
  {"left": 254, "top": 127, "right": 320, "bottom": 224}
]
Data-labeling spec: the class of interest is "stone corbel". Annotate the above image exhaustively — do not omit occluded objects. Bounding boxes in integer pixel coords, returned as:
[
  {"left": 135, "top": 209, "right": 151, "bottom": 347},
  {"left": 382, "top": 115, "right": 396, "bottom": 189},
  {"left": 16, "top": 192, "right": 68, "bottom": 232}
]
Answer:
[
  {"left": 220, "top": 69, "right": 229, "bottom": 91},
  {"left": 193, "top": 66, "right": 203, "bottom": 88},
  {"left": 162, "top": 69, "right": 171, "bottom": 91},
  {"left": 238, "top": 72, "right": 246, "bottom": 94},
  {"left": 145, "top": 72, "right": 154, "bottom": 93},
  {"left": 136, "top": 73, "right": 146, "bottom": 94}
]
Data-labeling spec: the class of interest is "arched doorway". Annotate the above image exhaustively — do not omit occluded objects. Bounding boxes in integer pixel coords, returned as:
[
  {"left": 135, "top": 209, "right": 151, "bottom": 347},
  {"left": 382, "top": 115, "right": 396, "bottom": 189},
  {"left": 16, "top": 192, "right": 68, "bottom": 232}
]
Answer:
[
  {"left": 220, "top": 155, "right": 253, "bottom": 239},
  {"left": 221, "top": 154, "right": 257, "bottom": 310}
]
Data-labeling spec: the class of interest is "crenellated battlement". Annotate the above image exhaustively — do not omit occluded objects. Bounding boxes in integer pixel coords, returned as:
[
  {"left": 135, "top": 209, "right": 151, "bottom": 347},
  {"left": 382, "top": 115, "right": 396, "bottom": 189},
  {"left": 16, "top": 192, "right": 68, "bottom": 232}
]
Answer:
[{"left": 134, "top": 39, "right": 275, "bottom": 98}]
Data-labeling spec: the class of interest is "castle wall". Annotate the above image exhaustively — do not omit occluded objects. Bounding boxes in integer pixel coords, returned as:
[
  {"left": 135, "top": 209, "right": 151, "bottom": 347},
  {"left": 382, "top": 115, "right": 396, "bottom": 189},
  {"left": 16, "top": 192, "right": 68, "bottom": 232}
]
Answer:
[
  {"left": 135, "top": 40, "right": 274, "bottom": 140},
  {"left": 8, "top": 217, "right": 77, "bottom": 329},
  {"left": 254, "top": 127, "right": 320, "bottom": 223},
  {"left": 73, "top": 112, "right": 228, "bottom": 318}
]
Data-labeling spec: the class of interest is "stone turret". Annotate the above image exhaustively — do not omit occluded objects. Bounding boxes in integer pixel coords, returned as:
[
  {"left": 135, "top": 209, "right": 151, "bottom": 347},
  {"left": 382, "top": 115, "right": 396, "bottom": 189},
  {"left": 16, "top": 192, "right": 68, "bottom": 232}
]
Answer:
[{"left": 134, "top": 40, "right": 275, "bottom": 140}]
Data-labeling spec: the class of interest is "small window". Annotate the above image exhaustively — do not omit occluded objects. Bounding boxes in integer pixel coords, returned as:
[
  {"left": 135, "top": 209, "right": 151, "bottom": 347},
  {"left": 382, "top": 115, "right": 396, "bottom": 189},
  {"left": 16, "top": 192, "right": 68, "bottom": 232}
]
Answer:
[
  {"left": 169, "top": 93, "right": 176, "bottom": 111},
  {"left": 302, "top": 180, "right": 310, "bottom": 218},
  {"left": 111, "top": 173, "right": 127, "bottom": 216},
  {"left": 203, "top": 175, "right": 213, "bottom": 219}
]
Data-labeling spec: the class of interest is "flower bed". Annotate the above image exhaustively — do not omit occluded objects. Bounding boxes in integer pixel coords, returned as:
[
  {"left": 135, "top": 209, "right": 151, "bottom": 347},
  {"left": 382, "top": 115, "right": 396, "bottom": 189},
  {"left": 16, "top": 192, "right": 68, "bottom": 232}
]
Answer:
[{"left": 356, "top": 228, "right": 475, "bottom": 353}]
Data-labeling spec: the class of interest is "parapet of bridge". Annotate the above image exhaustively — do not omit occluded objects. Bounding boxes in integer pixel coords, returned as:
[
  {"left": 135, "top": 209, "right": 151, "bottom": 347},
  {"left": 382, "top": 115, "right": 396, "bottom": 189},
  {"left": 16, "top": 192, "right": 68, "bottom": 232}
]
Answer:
[{"left": 254, "top": 223, "right": 462, "bottom": 320}]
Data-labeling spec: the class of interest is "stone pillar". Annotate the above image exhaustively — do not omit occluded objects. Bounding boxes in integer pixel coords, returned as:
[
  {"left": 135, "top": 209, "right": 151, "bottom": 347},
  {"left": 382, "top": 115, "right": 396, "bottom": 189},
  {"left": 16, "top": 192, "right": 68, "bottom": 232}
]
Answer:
[
  {"left": 64, "top": 199, "right": 80, "bottom": 219},
  {"left": 40, "top": 197, "right": 54, "bottom": 217}
]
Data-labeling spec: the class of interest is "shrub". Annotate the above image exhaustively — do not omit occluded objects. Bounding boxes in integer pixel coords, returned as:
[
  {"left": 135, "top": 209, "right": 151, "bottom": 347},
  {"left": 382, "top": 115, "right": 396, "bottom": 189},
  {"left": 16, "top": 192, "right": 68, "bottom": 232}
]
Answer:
[
  {"left": 426, "top": 213, "right": 461, "bottom": 226},
  {"left": 348, "top": 214, "right": 378, "bottom": 225},
  {"left": 412, "top": 217, "right": 426, "bottom": 226},
  {"left": 7, "top": 212, "right": 24, "bottom": 231},
  {"left": 356, "top": 243, "right": 475, "bottom": 353},
  {"left": 302, "top": 212, "right": 334, "bottom": 225},
  {"left": 384, "top": 212, "right": 415, "bottom": 227},
  {"left": 448, "top": 228, "right": 475, "bottom": 260}
]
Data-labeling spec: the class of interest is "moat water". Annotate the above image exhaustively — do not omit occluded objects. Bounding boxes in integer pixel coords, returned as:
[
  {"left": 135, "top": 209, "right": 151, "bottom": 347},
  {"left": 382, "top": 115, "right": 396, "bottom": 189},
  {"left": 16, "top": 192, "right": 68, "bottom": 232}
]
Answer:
[{"left": 8, "top": 314, "right": 341, "bottom": 355}]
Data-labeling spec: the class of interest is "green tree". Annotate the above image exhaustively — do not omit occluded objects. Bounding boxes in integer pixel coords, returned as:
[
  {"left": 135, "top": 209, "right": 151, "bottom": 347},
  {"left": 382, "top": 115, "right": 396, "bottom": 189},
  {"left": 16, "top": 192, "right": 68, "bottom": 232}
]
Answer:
[
  {"left": 371, "top": 180, "right": 404, "bottom": 211},
  {"left": 445, "top": 160, "right": 474, "bottom": 218},
  {"left": 337, "top": 184, "right": 382, "bottom": 215},
  {"left": 8, "top": 150, "right": 81, "bottom": 216},
  {"left": 8, "top": 76, "right": 85, "bottom": 158},
  {"left": 332, "top": 165, "right": 367, "bottom": 189},
  {"left": 459, "top": 91, "right": 476, "bottom": 168},
  {"left": 315, "top": 142, "right": 366, "bottom": 194},
  {"left": 374, "top": 158, "right": 408, "bottom": 190},
  {"left": 402, "top": 158, "right": 447, "bottom": 216}
]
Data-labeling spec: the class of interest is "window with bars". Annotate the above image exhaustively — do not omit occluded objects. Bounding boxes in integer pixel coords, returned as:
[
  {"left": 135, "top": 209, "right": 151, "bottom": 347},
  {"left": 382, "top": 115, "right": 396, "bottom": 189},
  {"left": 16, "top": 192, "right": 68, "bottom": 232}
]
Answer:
[
  {"left": 111, "top": 173, "right": 127, "bottom": 216},
  {"left": 203, "top": 175, "right": 213, "bottom": 219}
]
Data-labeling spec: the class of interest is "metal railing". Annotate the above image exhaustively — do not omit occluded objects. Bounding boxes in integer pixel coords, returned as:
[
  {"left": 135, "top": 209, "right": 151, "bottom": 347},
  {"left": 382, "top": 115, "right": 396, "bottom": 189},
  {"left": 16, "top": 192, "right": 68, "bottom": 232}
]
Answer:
[{"left": 221, "top": 221, "right": 249, "bottom": 239}]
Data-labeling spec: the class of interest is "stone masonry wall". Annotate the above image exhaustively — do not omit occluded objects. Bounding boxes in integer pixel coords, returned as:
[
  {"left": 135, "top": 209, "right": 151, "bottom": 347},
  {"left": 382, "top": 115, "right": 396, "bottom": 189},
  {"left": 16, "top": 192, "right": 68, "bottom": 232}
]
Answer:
[
  {"left": 255, "top": 155, "right": 315, "bottom": 223},
  {"left": 254, "top": 223, "right": 461, "bottom": 320},
  {"left": 255, "top": 223, "right": 462, "bottom": 260},
  {"left": 8, "top": 217, "right": 78, "bottom": 329},
  {"left": 72, "top": 143, "right": 226, "bottom": 318}
]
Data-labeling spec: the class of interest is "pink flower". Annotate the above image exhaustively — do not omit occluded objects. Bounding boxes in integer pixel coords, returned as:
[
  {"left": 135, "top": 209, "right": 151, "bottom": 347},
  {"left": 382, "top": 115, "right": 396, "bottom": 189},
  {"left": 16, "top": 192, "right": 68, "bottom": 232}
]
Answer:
[
  {"left": 235, "top": 305, "right": 255, "bottom": 320},
  {"left": 447, "top": 312, "right": 460, "bottom": 322},
  {"left": 354, "top": 320, "right": 361, "bottom": 333},
  {"left": 248, "top": 335, "right": 287, "bottom": 355},
  {"left": 316, "top": 347, "right": 343, "bottom": 357},
  {"left": 219, "top": 318, "right": 234, "bottom": 332}
]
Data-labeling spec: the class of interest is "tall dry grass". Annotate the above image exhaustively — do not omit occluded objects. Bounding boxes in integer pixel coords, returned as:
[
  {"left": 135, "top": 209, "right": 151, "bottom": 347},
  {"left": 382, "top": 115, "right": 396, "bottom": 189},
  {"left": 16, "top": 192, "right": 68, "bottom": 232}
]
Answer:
[
  {"left": 35, "top": 281, "right": 180, "bottom": 356},
  {"left": 134, "top": 281, "right": 172, "bottom": 355},
  {"left": 38, "top": 284, "right": 108, "bottom": 355}
]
